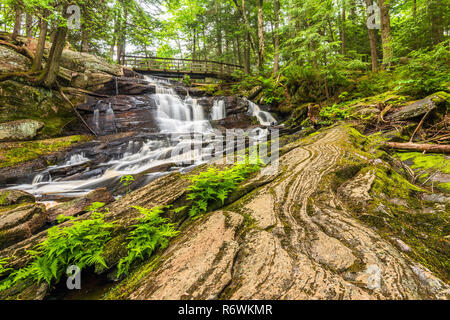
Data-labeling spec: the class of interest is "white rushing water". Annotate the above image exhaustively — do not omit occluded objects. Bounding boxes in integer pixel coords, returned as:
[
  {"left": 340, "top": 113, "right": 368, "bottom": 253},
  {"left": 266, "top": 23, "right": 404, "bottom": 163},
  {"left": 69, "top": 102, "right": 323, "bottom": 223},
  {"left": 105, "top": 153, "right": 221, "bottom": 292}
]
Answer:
[
  {"left": 211, "top": 100, "right": 226, "bottom": 120},
  {"left": 247, "top": 99, "right": 277, "bottom": 126},
  {"left": 6, "top": 76, "right": 276, "bottom": 198}
]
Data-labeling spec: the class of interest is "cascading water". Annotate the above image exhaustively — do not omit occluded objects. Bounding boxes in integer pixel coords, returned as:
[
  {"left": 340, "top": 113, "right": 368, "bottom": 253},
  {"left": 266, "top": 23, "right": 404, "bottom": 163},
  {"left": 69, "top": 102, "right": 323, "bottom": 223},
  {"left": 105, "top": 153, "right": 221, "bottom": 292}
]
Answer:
[
  {"left": 247, "top": 99, "right": 277, "bottom": 126},
  {"left": 211, "top": 100, "right": 226, "bottom": 120},
  {"left": 6, "top": 76, "right": 276, "bottom": 200}
]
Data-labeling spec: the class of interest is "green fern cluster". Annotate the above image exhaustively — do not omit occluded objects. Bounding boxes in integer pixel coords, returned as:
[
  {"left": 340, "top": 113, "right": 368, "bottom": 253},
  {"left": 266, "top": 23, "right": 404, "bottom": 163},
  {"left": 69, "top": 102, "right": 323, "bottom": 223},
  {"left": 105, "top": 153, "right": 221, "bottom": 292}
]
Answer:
[
  {"left": 187, "top": 162, "right": 261, "bottom": 219},
  {"left": 117, "top": 206, "right": 179, "bottom": 277},
  {"left": 0, "top": 202, "right": 114, "bottom": 291}
]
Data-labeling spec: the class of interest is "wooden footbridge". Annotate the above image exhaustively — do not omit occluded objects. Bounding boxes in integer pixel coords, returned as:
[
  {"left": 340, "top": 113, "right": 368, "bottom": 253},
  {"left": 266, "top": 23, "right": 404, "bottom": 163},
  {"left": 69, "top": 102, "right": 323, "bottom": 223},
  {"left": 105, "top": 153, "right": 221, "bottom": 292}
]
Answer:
[{"left": 121, "top": 55, "right": 244, "bottom": 80}]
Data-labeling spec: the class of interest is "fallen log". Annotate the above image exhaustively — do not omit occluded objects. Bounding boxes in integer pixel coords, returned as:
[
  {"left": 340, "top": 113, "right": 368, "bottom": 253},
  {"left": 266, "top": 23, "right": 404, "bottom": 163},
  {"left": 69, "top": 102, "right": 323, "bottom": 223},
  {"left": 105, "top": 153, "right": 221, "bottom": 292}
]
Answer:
[{"left": 382, "top": 142, "right": 450, "bottom": 153}]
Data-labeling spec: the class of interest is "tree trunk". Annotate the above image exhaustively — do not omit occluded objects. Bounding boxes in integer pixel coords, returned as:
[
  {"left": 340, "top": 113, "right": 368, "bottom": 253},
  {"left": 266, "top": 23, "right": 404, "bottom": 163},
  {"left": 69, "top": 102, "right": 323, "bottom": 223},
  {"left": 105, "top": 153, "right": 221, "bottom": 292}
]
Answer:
[
  {"left": 365, "top": 0, "right": 378, "bottom": 72},
  {"left": 40, "top": 24, "right": 67, "bottom": 87},
  {"left": 244, "top": 33, "right": 251, "bottom": 74},
  {"left": 81, "top": 24, "right": 89, "bottom": 53},
  {"left": 32, "top": 14, "right": 48, "bottom": 72},
  {"left": 341, "top": 0, "right": 346, "bottom": 55},
  {"left": 430, "top": 0, "right": 444, "bottom": 45},
  {"left": 257, "top": 0, "right": 265, "bottom": 71},
  {"left": 273, "top": 0, "right": 280, "bottom": 74},
  {"left": 12, "top": 4, "right": 22, "bottom": 40},
  {"left": 378, "top": 0, "right": 393, "bottom": 67},
  {"left": 215, "top": 0, "right": 223, "bottom": 60},
  {"left": 25, "top": 13, "right": 32, "bottom": 38}
]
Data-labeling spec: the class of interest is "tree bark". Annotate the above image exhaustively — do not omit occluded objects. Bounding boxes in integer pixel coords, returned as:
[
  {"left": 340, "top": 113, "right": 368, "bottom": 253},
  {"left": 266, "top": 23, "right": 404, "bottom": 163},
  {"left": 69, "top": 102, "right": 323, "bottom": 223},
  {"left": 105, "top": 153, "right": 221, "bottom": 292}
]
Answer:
[
  {"left": 257, "top": 0, "right": 265, "bottom": 71},
  {"left": 430, "top": 0, "right": 444, "bottom": 45},
  {"left": 365, "top": 0, "right": 378, "bottom": 72},
  {"left": 12, "top": 4, "right": 22, "bottom": 40},
  {"left": 377, "top": 0, "right": 393, "bottom": 67},
  {"left": 273, "top": 0, "right": 280, "bottom": 74},
  {"left": 32, "top": 14, "right": 48, "bottom": 72},
  {"left": 341, "top": 0, "right": 346, "bottom": 55},
  {"left": 25, "top": 13, "right": 32, "bottom": 38},
  {"left": 383, "top": 142, "right": 450, "bottom": 153},
  {"left": 81, "top": 24, "right": 89, "bottom": 53}
]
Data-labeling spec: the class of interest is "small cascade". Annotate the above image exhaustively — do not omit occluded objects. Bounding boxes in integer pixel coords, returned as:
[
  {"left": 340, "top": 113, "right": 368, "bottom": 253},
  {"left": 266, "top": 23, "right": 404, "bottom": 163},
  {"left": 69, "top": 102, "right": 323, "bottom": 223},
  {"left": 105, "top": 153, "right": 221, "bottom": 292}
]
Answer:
[
  {"left": 66, "top": 153, "right": 89, "bottom": 166},
  {"left": 93, "top": 108, "right": 100, "bottom": 130},
  {"left": 115, "top": 76, "right": 119, "bottom": 96},
  {"left": 211, "top": 100, "right": 226, "bottom": 120},
  {"left": 32, "top": 172, "right": 52, "bottom": 185},
  {"left": 104, "top": 103, "right": 117, "bottom": 134},
  {"left": 247, "top": 100, "right": 277, "bottom": 126}
]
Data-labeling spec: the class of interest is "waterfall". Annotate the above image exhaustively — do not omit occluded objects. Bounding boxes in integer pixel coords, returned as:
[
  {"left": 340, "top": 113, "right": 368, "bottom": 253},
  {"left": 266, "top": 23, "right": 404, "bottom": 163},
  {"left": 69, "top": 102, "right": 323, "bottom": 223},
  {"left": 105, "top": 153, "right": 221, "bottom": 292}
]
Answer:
[
  {"left": 211, "top": 100, "right": 226, "bottom": 120},
  {"left": 105, "top": 103, "right": 117, "bottom": 133},
  {"left": 247, "top": 99, "right": 277, "bottom": 126},
  {"left": 154, "top": 86, "right": 211, "bottom": 133},
  {"left": 7, "top": 76, "right": 274, "bottom": 199}
]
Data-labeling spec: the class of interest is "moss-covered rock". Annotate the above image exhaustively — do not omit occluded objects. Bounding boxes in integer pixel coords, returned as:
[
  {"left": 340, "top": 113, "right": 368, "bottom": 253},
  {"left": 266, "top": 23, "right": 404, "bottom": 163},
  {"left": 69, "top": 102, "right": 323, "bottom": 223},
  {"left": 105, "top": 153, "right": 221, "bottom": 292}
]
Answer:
[
  {"left": 0, "top": 135, "right": 92, "bottom": 169},
  {"left": 0, "top": 80, "right": 78, "bottom": 138},
  {"left": 0, "top": 120, "right": 44, "bottom": 142},
  {"left": 0, "top": 45, "right": 31, "bottom": 74}
]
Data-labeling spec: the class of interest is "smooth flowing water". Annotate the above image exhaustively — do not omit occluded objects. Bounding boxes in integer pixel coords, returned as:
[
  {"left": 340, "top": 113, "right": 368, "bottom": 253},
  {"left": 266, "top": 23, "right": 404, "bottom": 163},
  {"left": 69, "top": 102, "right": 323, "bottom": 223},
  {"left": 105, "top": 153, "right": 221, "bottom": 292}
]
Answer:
[{"left": 6, "top": 76, "right": 276, "bottom": 200}]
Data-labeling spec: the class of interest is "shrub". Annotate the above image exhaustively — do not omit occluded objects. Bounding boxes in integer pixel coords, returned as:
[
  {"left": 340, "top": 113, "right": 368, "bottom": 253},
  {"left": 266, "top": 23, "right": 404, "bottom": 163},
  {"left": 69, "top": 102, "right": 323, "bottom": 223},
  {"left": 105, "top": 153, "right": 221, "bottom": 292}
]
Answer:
[
  {"left": 186, "top": 162, "right": 261, "bottom": 219},
  {"left": 0, "top": 202, "right": 114, "bottom": 291},
  {"left": 117, "top": 206, "right": 179, "bottom": 277}
]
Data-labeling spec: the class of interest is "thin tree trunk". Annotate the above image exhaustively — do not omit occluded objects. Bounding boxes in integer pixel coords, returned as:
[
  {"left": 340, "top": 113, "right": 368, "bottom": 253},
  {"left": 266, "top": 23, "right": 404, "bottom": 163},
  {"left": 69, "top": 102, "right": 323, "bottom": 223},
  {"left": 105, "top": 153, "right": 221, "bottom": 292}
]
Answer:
[
  {"left": 244, "top": 33, "right": 251, "bottom": 74},
  {"left": 257, "top": 0, "right": 265, "bottom": 71},
  {"left": 40, "top": 23, "right": 68, "bottom": 87},
  {"left": 341, "top": 0, "right": 346, "bottom": 55},
  {"left": 12, "top": 4, "right": 22, "bottom": 40},
  {"left": 81, "top": 24, "right": 89, "bottom": 53},
  {"left": 32, "top": 14, "right": 48, "bottom": 72},
  {"left": 273, "top": 0, "right": 280, "bottom": 74},
  {"left": 378, "top": 0, "right": 393, "bottom": 67},
  {"left": 25, "top": 13, "right": 32, "bottom": 38},
  {"left": 430, "top": 0, "right": 444, "bottom": 45},
  {"left": 365, "top": 0, "right": 378, "bottom": 72}
]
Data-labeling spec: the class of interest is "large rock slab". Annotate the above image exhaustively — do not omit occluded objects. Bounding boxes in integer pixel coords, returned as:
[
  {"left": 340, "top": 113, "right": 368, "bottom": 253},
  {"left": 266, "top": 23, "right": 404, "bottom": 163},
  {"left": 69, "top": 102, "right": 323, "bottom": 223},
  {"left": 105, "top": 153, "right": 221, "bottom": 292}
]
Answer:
[
  {"left": 47, "top": 188, "right": 115, "bottom": 223},
  {"left": 386, "top": 92, "right": 448, "bottom": 121},
  {"left": 60, "top": 50, "right": 123, "bottom": 77},
  {"left": 0, "top": 45, "right": 31, "bottom": 74},
  {"left": 0, "top": 120, "right": 44, "bottom": 142},
  {"left": 0, "top": 189, "right": 35, "bottom": 207},
  {"left": 0, "top": 203, "right": 47, "bottom": 250}
]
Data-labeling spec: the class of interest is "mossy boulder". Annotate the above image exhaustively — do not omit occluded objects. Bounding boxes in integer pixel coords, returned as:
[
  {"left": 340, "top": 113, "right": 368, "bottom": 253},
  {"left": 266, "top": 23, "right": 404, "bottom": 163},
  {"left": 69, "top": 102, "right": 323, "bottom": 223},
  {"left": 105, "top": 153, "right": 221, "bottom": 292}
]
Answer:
[
  {"left": 386, "top": 92, "right": 448, "bottom": 121},
  {"left": 0, "top": 80, "right": 78, "bottom": 138},
  {"left": 0, "top": 45, "right": 31, "bottom": 74},
  {"left": 397, "top": 152, "right": 450, "bottom": 193},
  {"left": 0, "top": 190, "right": 35, "bottom": 207},
  {"left": 0, "top": 120, "right": 44, "bottom": 142},
  {"left": 60, "top": 50, "right": 123, "bottom": 77}
]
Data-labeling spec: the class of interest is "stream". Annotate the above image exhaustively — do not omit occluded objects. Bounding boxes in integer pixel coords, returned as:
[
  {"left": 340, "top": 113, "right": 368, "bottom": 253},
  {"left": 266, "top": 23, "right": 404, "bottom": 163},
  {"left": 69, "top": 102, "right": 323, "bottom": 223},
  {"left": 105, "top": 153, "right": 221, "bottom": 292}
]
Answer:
[{"left": 5, "top": 76, "right": 277, "bottom": 202}]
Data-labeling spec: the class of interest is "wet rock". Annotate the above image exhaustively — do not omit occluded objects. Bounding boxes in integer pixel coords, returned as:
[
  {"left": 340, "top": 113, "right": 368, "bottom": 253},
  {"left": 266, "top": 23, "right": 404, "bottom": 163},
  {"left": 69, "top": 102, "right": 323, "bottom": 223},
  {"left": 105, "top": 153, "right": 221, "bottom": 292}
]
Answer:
[
  {"left": 0, "top": 203, "right": 47, "bottom": 250},
  {"left": 211, "top": 114, "right": 255, "bottom": 130},
  {"left": 0, "top": 189, "right": 35, "bottom": 207},
  {"left": 0, "top": 45, "right": 31, "bottom": 73},
  {"left": 47, "top": 188, "right": 115, "bottom": 223},
  {"left": 0, "top": 119, "right": 44, "bottom": 142}
]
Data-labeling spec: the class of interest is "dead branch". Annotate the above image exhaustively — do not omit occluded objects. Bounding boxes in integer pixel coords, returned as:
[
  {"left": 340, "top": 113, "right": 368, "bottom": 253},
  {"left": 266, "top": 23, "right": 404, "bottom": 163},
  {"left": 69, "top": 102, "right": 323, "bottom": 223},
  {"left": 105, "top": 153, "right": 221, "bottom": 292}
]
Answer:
[{"left": 382, "top": 142, "right": 450, "bottom": 153}]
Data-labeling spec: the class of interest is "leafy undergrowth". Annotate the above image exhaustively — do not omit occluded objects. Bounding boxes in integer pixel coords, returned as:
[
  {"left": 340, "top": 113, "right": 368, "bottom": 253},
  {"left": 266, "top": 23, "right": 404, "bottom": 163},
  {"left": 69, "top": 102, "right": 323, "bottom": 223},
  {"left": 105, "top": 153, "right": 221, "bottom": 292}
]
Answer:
[
  {"left": 0, "top": 202, "right": 113, "bottom": 292},
  {"left": 0, "top": 135, "right": 92, "bottom": 168},
  {"left": 187, "top": 161, "right": 262, "bottom": 219},
  {"left": 116, "top": 206, "right": 179, "bottom": 277}
]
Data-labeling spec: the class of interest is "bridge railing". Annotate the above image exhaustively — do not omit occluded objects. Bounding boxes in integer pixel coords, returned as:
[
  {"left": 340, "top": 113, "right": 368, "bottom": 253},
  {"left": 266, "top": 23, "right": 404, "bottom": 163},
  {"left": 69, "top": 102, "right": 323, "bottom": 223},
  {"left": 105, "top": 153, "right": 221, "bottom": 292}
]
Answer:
[{"left": 122, "top": 55, "right": 244, "bottom": 78}]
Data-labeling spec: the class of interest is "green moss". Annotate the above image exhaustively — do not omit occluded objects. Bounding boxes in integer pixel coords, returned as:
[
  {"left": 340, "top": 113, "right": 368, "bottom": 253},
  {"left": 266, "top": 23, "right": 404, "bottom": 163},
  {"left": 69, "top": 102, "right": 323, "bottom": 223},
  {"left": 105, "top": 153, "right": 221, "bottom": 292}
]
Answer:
[
  {"left": 0, "top": 135, "right": 92, "bottom": 168},
  {"left": 103, "top": 255, "right": 161, "bottom": 300}
]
